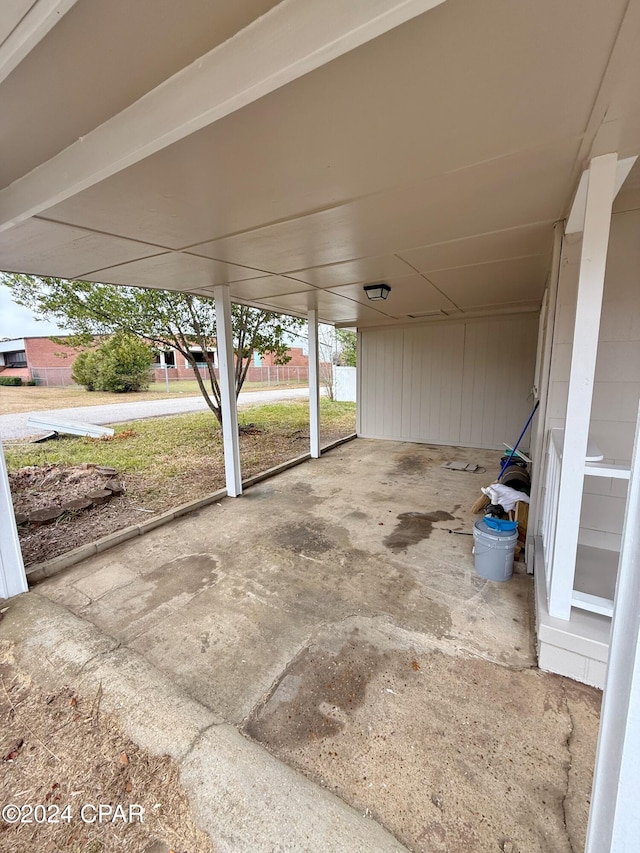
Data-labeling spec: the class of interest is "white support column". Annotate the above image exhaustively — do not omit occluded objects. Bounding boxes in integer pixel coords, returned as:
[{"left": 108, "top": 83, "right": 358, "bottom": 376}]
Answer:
[
  {"left": 527, "top": 221, "right": 563, "bottom": 567},
  {"left": 308, "top": 309, "right": 321, "bottom": 459},
  {"left": 355, "top": 330, "right": 362, "bottom": 437},
  {"left": 0, "top": 439, "right": 28, "bottom": 599},
  {"left": 548, "top": 153, "right": 617, "bottom": 619},
  {"left": 586, "top": 401, "right": 640, "bottom": 852},
  {"left": 213, "top": 285, "right": 242, "bottom": 497}
]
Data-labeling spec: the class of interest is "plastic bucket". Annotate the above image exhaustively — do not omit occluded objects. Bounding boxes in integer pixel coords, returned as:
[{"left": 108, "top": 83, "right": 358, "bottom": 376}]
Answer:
[{"left": 472, "top": 519, "right": 517, "bottom": 582}]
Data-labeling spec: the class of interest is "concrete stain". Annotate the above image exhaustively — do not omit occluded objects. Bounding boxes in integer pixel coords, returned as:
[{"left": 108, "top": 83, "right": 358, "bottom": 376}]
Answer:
[
  {"left": 245, "top": 636, "right": 385, "bottom": 748},
  {"left": 383, "top": 511, "right": 455, "bottom": 553},
  {"left": 390, "top": 452, "right": 430, "bottom": 476},
  {"left": 274, "top": 519, "right": 351, "bottom": 555},
  {"left": 141, "top": 553, "right": 218, "bottom": 611},
  {"left": 275, "top": 521, "right": 334, "bottom": 555}
]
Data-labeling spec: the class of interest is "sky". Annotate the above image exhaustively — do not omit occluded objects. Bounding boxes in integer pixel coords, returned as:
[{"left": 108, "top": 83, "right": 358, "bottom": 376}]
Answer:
[{"left": 0, "top": 282, "right": 68, "bottom": 339}]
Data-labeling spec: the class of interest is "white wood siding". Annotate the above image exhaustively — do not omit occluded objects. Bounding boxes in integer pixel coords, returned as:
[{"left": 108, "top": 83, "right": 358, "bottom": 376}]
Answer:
[
  {"left": 359, "top": 315, "right": 538, "bottom": 449},
  {"left": 401, "top": 324, "right": 464, "bottom": 443}
]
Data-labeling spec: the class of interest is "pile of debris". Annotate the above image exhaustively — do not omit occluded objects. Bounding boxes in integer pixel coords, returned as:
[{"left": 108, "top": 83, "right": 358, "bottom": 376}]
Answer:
[{"left": 10, "top": 463, "right": 125, "bottom": 527}]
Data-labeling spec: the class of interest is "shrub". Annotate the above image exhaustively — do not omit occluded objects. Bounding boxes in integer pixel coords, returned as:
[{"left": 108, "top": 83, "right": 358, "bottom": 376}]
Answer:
[
  {"left": 25, "top": 379, "right": 37, "bottom": 386},
  {"left": 72, "top": 350, "right": 100, "bottom": 391},
  {"left": 72, "top": 333, "right": 155, "bottom": 393},
  {"left": 0, "top": 376, "right": 22, "bottom": 386}
]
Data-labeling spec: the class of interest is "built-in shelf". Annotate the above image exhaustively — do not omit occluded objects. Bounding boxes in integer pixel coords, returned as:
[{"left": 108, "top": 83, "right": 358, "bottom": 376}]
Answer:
[{"left": 584, "top": 461, "right": 631, "bottom": 479}]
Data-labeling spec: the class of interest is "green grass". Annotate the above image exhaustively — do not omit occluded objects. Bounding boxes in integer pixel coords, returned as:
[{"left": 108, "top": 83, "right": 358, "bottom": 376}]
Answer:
[
  {"left": 4, "top": 399, "right": 356, "bottom": 477},
  {"left": 0, "top": 378, "right": 308, "bottom": 415}
]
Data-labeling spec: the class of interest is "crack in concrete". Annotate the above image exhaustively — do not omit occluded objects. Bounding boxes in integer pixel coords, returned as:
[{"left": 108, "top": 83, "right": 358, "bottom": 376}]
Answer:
[
  {"left": 177, "top": 718, "right": 221, "bottom": 765},
  {"left": 238, "top": 612, "right": 365, "bottom": 730},
  {"left": 76, "top": 638, "right": 122, "bottom": 678},
  {"left": 560, "top": 680, "right": 577, "bottom": 853}
]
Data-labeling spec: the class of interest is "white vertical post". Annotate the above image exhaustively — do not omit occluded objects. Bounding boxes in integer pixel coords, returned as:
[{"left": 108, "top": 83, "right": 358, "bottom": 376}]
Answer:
[
  {"left": 548, "top": 153, "right": 617, "bottom": 619},
  {"left": 356, "top": 330, "right": 362, "bottom": 436},
  {"left": 586, "top": 401, "right": 640, "bottom": 852},
  {"left": 0, "top": 438, "right": 28, "bottom": 599},
  {"left": 308, "top": 309, "right": 321, "bottom": 459},
  {"left": 213, "top": 285, "right": 242, "bottom": 497},
  {"left": 527, "top": 222, "right": 563, "bottom": 568}
]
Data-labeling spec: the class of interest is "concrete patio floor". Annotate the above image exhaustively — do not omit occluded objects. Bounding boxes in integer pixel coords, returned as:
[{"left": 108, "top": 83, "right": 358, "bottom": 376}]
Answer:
[{"left": 3, "top": 439, "right": 600, "bottom": 852}]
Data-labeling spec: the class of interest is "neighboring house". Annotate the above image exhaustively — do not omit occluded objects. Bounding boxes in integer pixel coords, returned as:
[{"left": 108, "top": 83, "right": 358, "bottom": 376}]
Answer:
[
  {"left": 0, "top": 336, "right": 315, "bottom": 385},
  {"left": 155, "top": 344, "right": 312, "bottom": 382},
  {"left": 0, "top": 336, "right": 79, "bottom": 384}
]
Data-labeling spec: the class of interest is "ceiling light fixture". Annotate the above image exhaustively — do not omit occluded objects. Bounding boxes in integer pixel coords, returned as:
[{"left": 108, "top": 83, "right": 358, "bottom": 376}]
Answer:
[{"left": 363, "top": 283, "right": 391, "bottom": 301}]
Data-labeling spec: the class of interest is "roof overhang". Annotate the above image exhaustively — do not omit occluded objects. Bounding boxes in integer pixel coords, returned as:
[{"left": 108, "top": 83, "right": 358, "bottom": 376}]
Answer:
[{"left": 1, "top": 0, "right": 640, "bottom": 327}]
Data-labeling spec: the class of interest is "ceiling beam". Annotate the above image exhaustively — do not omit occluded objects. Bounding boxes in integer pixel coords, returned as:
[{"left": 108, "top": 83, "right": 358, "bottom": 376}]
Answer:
[
  {"left": 0, "top": 0, "right": 446, "bottom": 233},
  {"left": 0, "top": 0, "right": 79, "bottom": 86}
]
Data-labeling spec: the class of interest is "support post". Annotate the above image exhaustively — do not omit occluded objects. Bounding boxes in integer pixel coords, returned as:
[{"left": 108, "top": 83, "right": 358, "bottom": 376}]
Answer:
[
  {"left": 308, "top": 309, "right": 321, "bottom": 459},
  {"left": 586, "top": 401, "right": 640, "bottom": 851},
  {"left": 213, "top": 285, "right": 242, "bottom": 497},
  {"left": 0, "top": 438, "right": 28, "bottom": 599},
  {"left": 548, "top": 153, "right": 617, "bottom": 619},
  {"left": 527, "top": 221, "right": 563, "bottom": 567}
]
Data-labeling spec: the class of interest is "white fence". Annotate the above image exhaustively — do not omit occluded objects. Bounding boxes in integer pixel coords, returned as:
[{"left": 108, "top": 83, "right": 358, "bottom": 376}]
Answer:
[{"left": 334, "top": 366, "right": 356, "bottom": 401}]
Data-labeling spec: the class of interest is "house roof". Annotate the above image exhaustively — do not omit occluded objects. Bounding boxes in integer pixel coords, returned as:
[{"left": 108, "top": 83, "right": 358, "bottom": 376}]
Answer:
[{"left": 1, "top": 0, "right": 639, "bottom": 327}]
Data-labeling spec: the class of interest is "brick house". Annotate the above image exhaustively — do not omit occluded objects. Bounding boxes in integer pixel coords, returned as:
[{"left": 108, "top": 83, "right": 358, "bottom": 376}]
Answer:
[
  {"left": 0, "top": 336, "right": 314, "bottom": 385},
  {"left": 0, "top": 336, "right": 79, "bottom": 384}
]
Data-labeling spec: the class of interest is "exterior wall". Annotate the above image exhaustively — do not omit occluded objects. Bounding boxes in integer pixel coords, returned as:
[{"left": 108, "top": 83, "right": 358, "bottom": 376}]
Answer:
[
  {"left": 24, "top": 337, "right": 79, "bottom": 369},
  {"left": 545, "top": 206, "right": 640, "bottom": 550},
  {"left": 358, "top": 314, "right": 538, "bottom": 450},
  {"left": 153, "top": 346, "right": 313, "bottom": 382}
]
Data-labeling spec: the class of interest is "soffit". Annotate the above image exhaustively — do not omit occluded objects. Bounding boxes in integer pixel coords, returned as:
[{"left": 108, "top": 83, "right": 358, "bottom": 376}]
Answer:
[
  {"left": 0, "top": 0, "right": 638, "bottom": 327},
  {"left": 0, "top": 0, "right": 279, "bottom": 186},
  {"left": 80, "top": 251, "right": 272, "bottom": 289},
  {"left": 40, "top": 1, "right": 624, "bottom": 249},
  {"left": 0, "top": 217, "right": 162, "bottom": 278}
]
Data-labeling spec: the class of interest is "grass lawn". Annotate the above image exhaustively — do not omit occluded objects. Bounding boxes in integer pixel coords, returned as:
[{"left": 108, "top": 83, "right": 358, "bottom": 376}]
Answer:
[
  {"left": 0, "top": 379, "right": 308, "bottom": 415},
  {"left": 6, "top": 399, "right": 356, "bottom": 566}
]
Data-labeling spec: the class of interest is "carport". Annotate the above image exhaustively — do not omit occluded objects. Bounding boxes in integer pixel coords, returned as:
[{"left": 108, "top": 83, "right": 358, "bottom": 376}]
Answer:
[{"left": 1, "top": 1, "right": 640, "bottom": 849}]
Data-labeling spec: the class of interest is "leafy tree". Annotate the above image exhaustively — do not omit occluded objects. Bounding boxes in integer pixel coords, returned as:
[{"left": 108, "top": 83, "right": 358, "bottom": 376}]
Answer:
[
  {"left": 336, "top": 329, "right": 357, "bottom": 366},
  {"left": 3, "top": 275, "right": 303, "bottom": 424},
  {"left": 72, "top": 332, "right": 154, "bottom": 392}
]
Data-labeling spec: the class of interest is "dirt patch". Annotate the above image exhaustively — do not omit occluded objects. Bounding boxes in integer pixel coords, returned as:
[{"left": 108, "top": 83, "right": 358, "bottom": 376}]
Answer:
[
  {"left": 8, "top": 427, "right": 353, "bottom": 568},
  {"left": 0, "top": 641, "right": 214, "bottom": 853}
]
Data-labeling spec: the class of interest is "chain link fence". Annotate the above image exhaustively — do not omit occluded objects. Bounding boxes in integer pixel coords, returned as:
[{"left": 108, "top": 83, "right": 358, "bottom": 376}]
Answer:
[{"left": 30, "top": 364, "right": 311, "bottom": 388}]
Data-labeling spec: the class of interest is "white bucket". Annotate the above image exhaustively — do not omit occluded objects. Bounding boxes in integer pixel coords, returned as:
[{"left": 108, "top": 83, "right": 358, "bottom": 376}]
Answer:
[{"left": 472, "top": 519, "right": 517, "bottom": 582}]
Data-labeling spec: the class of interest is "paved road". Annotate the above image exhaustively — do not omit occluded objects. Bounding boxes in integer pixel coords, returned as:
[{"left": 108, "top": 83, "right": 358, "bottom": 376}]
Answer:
[{"left": 0, "top": 387, "right": 311, "bottom": 441}]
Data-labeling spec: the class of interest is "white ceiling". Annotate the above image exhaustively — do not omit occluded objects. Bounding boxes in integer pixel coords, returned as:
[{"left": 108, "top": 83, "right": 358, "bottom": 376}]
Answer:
[{"left": 1, "top": 0, "right": 639, "bottom": 327}]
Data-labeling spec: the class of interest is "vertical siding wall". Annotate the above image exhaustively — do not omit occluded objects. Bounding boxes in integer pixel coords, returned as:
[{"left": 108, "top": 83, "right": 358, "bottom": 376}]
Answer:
[
  {"left": 546, "top": 206, "right": 640, "bottom": 550},
  {"left": 359, "top": 315, "right": 538, "bottom": 450}
]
